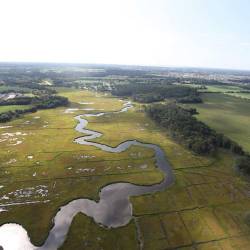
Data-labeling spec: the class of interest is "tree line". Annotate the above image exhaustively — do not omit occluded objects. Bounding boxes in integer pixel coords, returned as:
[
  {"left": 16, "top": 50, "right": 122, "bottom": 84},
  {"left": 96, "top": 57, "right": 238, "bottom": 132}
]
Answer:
[
  {"left": 236, "top": 156, "right": 250, "bottom": 176},
  {"left": 145, "top": 103, "right": 244, "bottom": 155},
  {"left": 0, "top": 95, "right": 69, "bottom": 123},
  {"left": 111, "top": 83, "right": 202, "bottom": 103}
]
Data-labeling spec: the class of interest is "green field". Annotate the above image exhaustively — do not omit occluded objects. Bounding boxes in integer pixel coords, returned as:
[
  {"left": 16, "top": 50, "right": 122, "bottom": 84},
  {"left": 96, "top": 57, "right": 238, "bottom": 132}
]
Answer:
[
  {"left": 0, "top": 105, "right": 32, "bottom": 114},
  {"left": 0, "top": 85, "right": 32, "bottom": 93},
  {"left": 200, "top": 84, "right": 244, "bottom": 93},
  {"left": 184, "top": 83, "right": 245, "bottom": 93},
  {"left": 227, "top": 92, "right": 250, "bottom": 100},
  {"left": 189, "top": 93, "right": 250, "bottom": 152},
  {"left": 0, "top": 89, "right": 250, "bottom": 249},
  {"left": 185, "top": 83, "right": 250, "bottom": 100}
]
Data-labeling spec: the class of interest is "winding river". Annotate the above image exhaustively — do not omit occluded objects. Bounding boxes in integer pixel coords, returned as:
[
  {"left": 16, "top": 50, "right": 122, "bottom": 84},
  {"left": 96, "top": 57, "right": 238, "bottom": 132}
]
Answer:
[{"left": 0, "top": 101, "right": 174, "bottom": 250}]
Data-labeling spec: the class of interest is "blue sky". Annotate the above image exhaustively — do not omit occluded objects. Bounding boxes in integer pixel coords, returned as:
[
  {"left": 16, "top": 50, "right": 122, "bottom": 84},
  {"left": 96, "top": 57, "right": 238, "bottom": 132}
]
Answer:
[{"left": 0, "top": 0, "right": 250, "bottom": 70}]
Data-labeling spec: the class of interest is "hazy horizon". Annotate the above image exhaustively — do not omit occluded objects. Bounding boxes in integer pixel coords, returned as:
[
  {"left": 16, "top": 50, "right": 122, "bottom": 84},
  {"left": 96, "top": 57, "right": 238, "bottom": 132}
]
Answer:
[
  {"left": 1, "top": 0, "right": 250, "bottom": 70},
  {"left": 1, "top": 61, "right": 250, "bottom": 73}
]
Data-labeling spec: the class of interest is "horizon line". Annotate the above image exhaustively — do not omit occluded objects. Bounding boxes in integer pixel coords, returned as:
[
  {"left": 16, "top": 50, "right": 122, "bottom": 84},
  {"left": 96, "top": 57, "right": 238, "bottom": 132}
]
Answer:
[{"left": 0, "top": 61, "right": 250, "bottom": 73}]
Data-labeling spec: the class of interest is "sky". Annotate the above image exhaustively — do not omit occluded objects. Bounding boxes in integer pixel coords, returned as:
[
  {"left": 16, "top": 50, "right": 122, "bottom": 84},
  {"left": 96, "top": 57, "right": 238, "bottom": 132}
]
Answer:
[{"left": 0, "top": 0, "right": 250, "bottom": 70}]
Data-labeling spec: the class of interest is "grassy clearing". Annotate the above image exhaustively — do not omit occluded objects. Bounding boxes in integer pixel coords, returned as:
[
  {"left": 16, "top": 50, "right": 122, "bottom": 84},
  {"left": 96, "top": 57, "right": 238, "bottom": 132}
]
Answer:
[
  {"left": 227, "top": 92, "right": 250, "bottom": 100},
  {"left": 0, "top": 85, "right": 32, "bottom": 92},
  {"left": 0, "top": 105, "right": 32, "bottom": 113},
  {"left": 59, "top": 214, "right": 138, "bottom": 250},
  {"left": 185, "top": 83, "right": 245, "bottom": 93},
  {"left": 200, "top": 85, "right": 244, "bottom": 93},
  {"left": 188, "top": 93, "right": 250, "bottom": 152},
  {"left": 186, "top": 83, "right": 250, "bottom": 100},
  {"left": 85, "top": 104, "right": 213, "bottom": 169}
]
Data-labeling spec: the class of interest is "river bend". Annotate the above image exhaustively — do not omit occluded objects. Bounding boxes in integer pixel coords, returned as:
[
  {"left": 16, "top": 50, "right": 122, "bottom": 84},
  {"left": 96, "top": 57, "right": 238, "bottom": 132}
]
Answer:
[{"left": 0, "top": 101, "right": 174, "bottom": 250}]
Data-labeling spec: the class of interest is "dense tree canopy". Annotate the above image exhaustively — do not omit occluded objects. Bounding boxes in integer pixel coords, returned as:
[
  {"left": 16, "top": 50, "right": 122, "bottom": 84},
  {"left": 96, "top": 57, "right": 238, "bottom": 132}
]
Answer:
[
  {"left": 236, "top": 156, "right": 250, "bottom": 175},
  {"left": 0, "top": 97, "right": 33, "bottom": 106},
  {"left": 146, "top": 103, "right": 244, "bottom": 155},
  {"left": 0, "top": 95, "right": 68, "bottom": 108},
  {"left": 0, "top": 95, "right": 69, "bottom": 123},
  {"left": 111, "top": 83, "right": 202, "bottom": 103}
]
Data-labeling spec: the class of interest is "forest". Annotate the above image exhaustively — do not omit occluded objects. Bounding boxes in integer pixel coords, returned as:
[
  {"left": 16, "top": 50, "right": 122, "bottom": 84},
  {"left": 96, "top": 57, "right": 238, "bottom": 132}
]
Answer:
[
  {"left": 0, "top": 95, "right": 69, "bottom": 122},
  {"left": 146, "top": 103, "right": 244, "bottom": 155},
  {"left": 111, "top": 83, "right": 202, "bottom": 103},
  {"left": 236, "top": 155, "right": 250, "bottom": 175}
]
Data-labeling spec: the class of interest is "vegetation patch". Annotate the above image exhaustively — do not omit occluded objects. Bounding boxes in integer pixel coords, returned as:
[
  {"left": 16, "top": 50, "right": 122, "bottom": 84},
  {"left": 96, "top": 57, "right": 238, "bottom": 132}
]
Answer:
[
  {"left": 111, "top": 82, "right": 202, "bottom": 103},
  {"left": 146, "top": 103, "right": 244, "bottom": 155},
  {"left": 0, "top": 95, "right": 69, "bottom": 123},
  {"left": 189, "top": 93, "right": 250, "bottom": 152},
  {"left": 59, "top": 214, "right": 138, "bottom": 250},
  {"left": 235, "top": 155, "right": 250, "bottom": 175}
]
